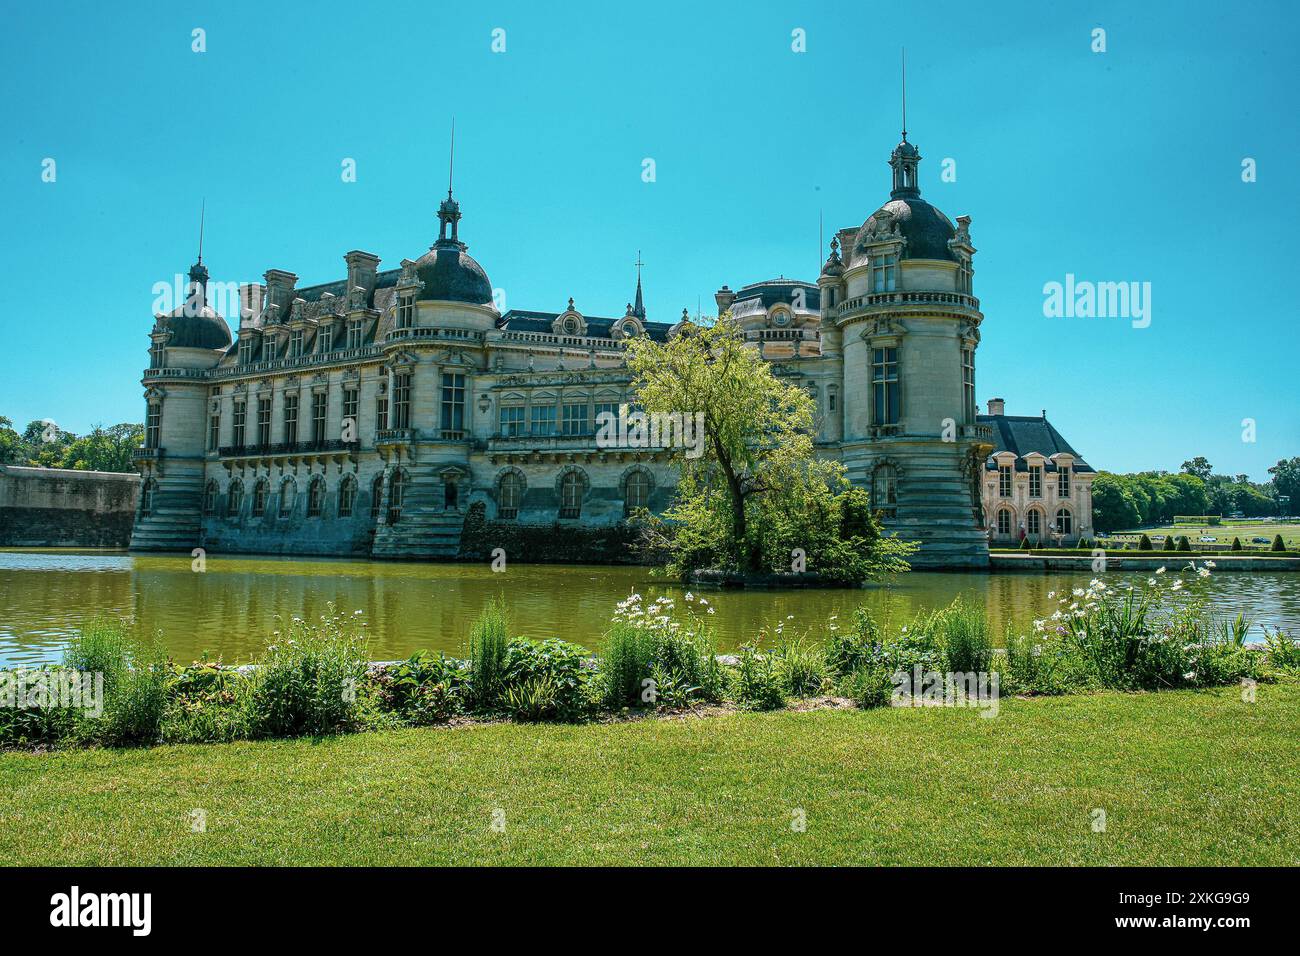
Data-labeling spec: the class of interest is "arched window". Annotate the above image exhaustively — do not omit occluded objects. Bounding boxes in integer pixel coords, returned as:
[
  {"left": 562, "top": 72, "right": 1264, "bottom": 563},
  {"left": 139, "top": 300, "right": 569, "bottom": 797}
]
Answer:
[
  {"left": 279, "top": 478, "right": 296, "bottom": 519},
  {"left": 140, "top": 478, "right": 157, "bottom": 518},
  {"left": 498, "top": 472, "right": 522, "bottom": 519},
  {"left": 307, "top": 476, "right": 325, "bottom": 517},
  {"left": 996, "top": 507, "right": 1012, "bottom": 536},
  {"left": 559, "top": 471, "right": 584, "bottom": 519},
  {"left": 252, "top": 478, "right": 268, "bottom": 517},
  {"left": 388, "top": 469, "right": 406, "bottom": 524},
  {"left": 624, "top": 470, "right": 651, "bottom": 513},
  {"left": 871, "top": 464, "right": 898, "bottom": 519},
  {"left": 338, "top": 476, "right": 357, "bottom": 517},
  {"left": 227, "top": 479, "right": 243, "bottom": 516},
  {"left": 1026, "top": 508, "right": 1042, "bottom": 537},
  {"left": 1055, "top": 507, "right": 1073, "bottom": 536},
  {"left": 202, "top": 480, "right": 217, "bottom": 516},
  {"left": 370, "top": 474, "right": 384, "bottom": 519}
]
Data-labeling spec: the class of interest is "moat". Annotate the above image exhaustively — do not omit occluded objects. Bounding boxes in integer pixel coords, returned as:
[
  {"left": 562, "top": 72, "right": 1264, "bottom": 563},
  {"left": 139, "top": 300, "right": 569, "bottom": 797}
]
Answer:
[{"left": 2, "top": 549, "right": 1298, "bottom": 667}]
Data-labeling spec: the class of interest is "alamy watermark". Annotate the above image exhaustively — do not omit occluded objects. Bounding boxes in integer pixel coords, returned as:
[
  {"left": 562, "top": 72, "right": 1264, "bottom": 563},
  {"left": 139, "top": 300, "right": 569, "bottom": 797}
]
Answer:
[
  {"left": 596, "top": 405, "right": 705, "bottom": 459},
  {"left": 1042, "top": 274, "right": 1151, "bottom": 329},
  {"left": 1, "top": 669, "right": 104, "bottom": 717},
  {"left": 891, "top": 667, "right": 1000, "bottom": 718}
]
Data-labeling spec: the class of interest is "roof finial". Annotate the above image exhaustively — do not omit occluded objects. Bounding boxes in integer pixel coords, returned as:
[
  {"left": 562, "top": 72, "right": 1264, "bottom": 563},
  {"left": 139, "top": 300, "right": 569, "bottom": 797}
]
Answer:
[
  {"left": 448, "top": 117, "right": 455, "bottom": 199},
  {"left": 632, "top": 250, "right": 646, "bottom": 319},
  {"left": 900, "top": 48, "right": 908, "bottom": 142},
  {"left": 197, "top": 198, "right": 205, "bottom": 264}
]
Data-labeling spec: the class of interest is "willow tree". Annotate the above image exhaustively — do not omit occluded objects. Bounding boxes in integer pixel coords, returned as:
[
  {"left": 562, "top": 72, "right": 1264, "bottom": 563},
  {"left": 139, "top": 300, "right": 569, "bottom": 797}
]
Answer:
[{"left": 624, "top": 314, "right": 914, "bottom": 582}]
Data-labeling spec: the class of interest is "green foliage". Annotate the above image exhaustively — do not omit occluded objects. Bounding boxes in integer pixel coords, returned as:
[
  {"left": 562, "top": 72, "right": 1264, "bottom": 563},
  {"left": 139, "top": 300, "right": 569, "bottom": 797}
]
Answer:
[
  {"left": 500, "top": 638, "right": 592, "bottom": 721},
  {"left": 246, "top": 607, "right": 368, "bottom": 738},
  {"left": 837, "top": 663, "right": 894, "bottom": 709},
  {"left": 1271, "top": 534, "right": 1287, "bottom": 553},
  {"left": 823, "top": 607, "right": 882, "bottom": 678},
  {"left": 380, "top": 650, "right": 470, "bottom": 725},
  {"left": 63, "top": 617, "right": 133, "bottom": 696},
  {"left": 1019, "top": 537, "right": 1031, "bottom": 551},
  {"left": 1002, "top": 627, "right": 1095, "bottom": 696},
  {"left": 0, "top": 416, "right": 142, "bottom": 472},
  {"left": 100, "top": 644, "right": 170, "bottom": 746},
  {"left": 1231, "top": 537, "right": 1243, "bottom": 551},
  {"left": 773, "top": 637, "right": 827, "bottom": 697},
  {"left": 1176, "top": 535, "right": 1192, "bottom": 552},
  {"left": 503, "top": 675, "right": 560, "bottom": 722},
  {"left": 1138, "top": 533, "right": 1154, "bottom": 551},
  {"left": 600, "top": 621, "right": 658, "bottom": 709},
  {"left": 1263, "top": 629, "right": 1300, "bottom": 672},
  {"left": 600, "top": 594, "right": 725, "bottom": 710},
  {"left": 1162, "top": 535, "right": 1175, "bottom": 551},
  {"left": 468, "top": 599, "right": 510, "bottom": 710},
  {"left": 934, "top": 598, "right": 993, "bottom": 674},
  {"left": 731, "top": 645, "right": 786, "bottom": 711}
]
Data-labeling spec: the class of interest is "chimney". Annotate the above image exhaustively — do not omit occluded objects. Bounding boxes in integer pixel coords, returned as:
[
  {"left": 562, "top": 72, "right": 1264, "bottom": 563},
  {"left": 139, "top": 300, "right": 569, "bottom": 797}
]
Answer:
[
  {"left": 345, "top": 250, "right": 381, "bottom": 298},
  {"left": 715, "top": 285, "right": 736, "bottom": 316},
  {"left": 987, "top": 397, "right": 1005, "bottom": 416},
  {"left": 238, "top": 283, "right": 266, "bottom": 327},
  {"left": 263, "top": 269, "right": 298, "bottom": 316}
]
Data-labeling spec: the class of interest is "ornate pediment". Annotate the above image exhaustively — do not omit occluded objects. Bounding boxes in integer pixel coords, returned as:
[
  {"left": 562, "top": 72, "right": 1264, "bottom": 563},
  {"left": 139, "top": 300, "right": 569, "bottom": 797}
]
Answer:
[
  {"left": 861, "top": 316, "right": 906, "bottom": 339},
  {"left": 552, "top": 299, "right": 587, "bottom": 336}
]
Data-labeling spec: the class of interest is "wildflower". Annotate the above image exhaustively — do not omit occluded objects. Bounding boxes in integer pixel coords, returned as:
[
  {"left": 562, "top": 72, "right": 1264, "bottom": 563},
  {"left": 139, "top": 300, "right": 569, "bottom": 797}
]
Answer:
[
  {"left": 786, "top": 615, "right": 794, "bottom": 620},
  {"left": 707, "top": 607, "right": 716, "bottom": 615},
  {"left": 1148, "top": 578, "right": 1157, "bottom": 586},
  {"left": 1204, "top": 560, "right": 1216, "bottom": 569},
  {"left": 1156, "top": 567, "right": 1166, "bottom": 574},
  {"left": 684, "top": 591, "right": 694, "bottom": 602},
  {"left": 699, "top": 598, "right": 709, "bottom": 606}
]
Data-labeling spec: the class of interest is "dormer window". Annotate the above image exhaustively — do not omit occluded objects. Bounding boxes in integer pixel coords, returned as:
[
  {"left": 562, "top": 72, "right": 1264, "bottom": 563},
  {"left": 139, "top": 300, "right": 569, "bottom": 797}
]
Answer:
[
  {"left": 239, "top": 337, "right": 256, "bottom": 365},
  {"left": 149, "top": 339, "right": 165, "bottom": 369},
  {"left": 1058, "top": 465, "right": 1071, "bottom": 498},
  {"left": 563, "top": 316, "right": 579, "bottom": 335},
  {"left": 958, "top": 258, "right": 973, "bottom": 294},
  {"left": 998, "top": 463, "right": 1012, "bottom": 497},
  {"left": 1028, "top": 464, "right": 1043, "bottom": 498},
  {"left": 396, "top": 294, "right": 414, "bottom": 330},
  {"left": 289, "top": 329, "right": 304, "bottom": 358},
  {"left": 347, "top": 318, "right": 364, "bottom": 350},
  {"left": 871, "top": 254, "right": 897, "bottom": 293}
]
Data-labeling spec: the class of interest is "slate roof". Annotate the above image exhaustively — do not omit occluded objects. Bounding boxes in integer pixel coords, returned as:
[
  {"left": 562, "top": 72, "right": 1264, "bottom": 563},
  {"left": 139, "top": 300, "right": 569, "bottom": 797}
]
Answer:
[
  {"left": 732, "top": 278, "right": 821, "bottom": 311},
  {"left": 978, "top": 414, "right": 1095, "bottom": 473},
  {"left": 499, "top": 310, "right": 674, "bottom": 342}
]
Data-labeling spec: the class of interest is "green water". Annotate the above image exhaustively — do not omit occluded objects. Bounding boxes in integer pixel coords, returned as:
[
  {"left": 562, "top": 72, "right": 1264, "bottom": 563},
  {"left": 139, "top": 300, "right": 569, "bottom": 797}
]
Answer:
[{"left": 1, "top": 550, "right": 1298, "bottom": 667}]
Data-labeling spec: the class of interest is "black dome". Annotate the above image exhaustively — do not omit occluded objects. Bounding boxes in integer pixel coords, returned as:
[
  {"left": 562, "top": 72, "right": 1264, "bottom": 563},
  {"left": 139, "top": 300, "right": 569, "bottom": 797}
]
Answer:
[
  {"left": 414, "top": 242, "right": 493, "bottom": 305},
  {"left": 159, "top": 305, "right": 233, "bottom": 349},
  {"left": 859, "top": 197, "right": 957, "bottom": 262}
]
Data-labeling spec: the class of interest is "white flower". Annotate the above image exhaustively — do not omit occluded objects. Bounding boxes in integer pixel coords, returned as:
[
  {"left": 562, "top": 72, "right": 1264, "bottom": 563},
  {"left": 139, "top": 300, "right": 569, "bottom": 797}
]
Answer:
[
  {"left": 1148, "top": 578, "right": 1157, "bottom": 586},
  {"left": 684, "top": 591, "right": 694, "bottom": 602},
  {"left": 1156, "top": 567, "right": 1166, "bottom": 574},
  {"left": 786, "top": 614, "right": 794, "bottom": 620},
  {"left": 1072, "top": 588, "right": 1085, "bottom": 598},
  {"left": 1047, "top": 591, "right": 1056, "bottom": 599},
  {"left": 707, "top": 607, "right": 716, "bottom": 615},
  {"left": 699, "top": 598, "right": 709, "bottom": 606},
  {"left": 1204, "top": 561, "right": 1216, "bottom": 569}
]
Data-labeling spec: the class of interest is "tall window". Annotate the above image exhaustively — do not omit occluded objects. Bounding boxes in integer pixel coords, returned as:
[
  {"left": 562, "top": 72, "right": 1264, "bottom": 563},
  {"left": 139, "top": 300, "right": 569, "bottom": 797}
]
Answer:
[
  {"left": 559, "top": 472, "right": 583, "bottom": 519},
  {"left": 140, "top": 478, "right": 156, "bottom": 517},
  {"left": 202, "top": 480, "right": 217, "bottom": 515},
  {"left": 1027, "top": 509, "right": 1041, "bottom": 537},
  {"left": 232, "top": 400, "right": 246, "bottom": 447},
  {"left": 958, "top": 258, "right": 973, "bottom": 294},
  {"left": 149, "top": 340, "right": 164, "bottom": 369},
  {"left": 998, "top": 464, "right": 1012, "bottom": 498},
  {"left": 441, "top": 373, "right": 465, "bottom": 435},
  {"left": 256, "top": 397, "right": 272, "bottom": 446},
  {"left": 1028, "top": 464, "right": 1043, "bottom": 498},
  {"left": 388, "top": 470, "right": 406, "bottom": 523},
  {"left": 498, "top": 472, "right": 522, "bottom": 519},
  {"left": 208, "top": 409, "right": 220, "bottom": 451},
  {"left": 531, "top": 405, "right": 556, "bottom": 436},
  {"left": 307, "top": 477, "right": 325, "bottom": 517},
  {"left": 1055, "top": 507, "right": 1073, "bottom": 536},
  {"left": 624, "top": 471, "right": 651, "bottom": 512},
  {"left": 499, "top": 406, "right": 525, "bottom": 437},
  {"left": 396, "top": 295, "right": 414, "bottom": 330},
  {"left": 996, "top": 507, "right": 1012, "bottom": 536},
  {"left": 871, "top": 464, "right": 898, "bottom": 519},
  {"left": 342, "top": 387, "right": 359, "bottom": 440},
  {"left": 870, "top": 253, "right": 897, "bottom": 293},
  {"left": 279, "top": 479, "right": 296, "bottom": 519},
  {"left": 828, "top": 389, "right": 838, "bottom": 413},
  {"left": 376, "top": 394, "right": 389, "bottom": 433},
  {"left": 228, "top": 479, "right": 243, "bottom": 516},
  {"left": 871, "top": 348, "right": 900, "bottom": 426},
  {"left": 370, "top": 474, "right": 384, "bottom": 518},
  {"left": 145, "top": 403, "right": 162, "bottom": 449},
  {"left": 284, "top": 393, "right": 299, "bottom": 446},
  {"left": 1058, "top": 466, "right": 1071, "bottom": 498},
  {"left": 562, "top": 402, "right": 588, "bottom": 436},
  {"left": 311, "top": 392, "right": 328, "bottom": 443},
  {"left": 239, "top": 337, "right": 255, "bottom": 365},
  {"left": 252, "top": 478, "right": 268, "bottom": 517},
  {"left": 338, "top": 476, "right": 357, "bottom": 517},
  {"left": 962, "top": 347, "right": 976, "bottom": 422},
  {"left": 392, "top": 374, "right": 412, "bottom": 429},
  {"left": 289, "top": 329, "right": 304, "bottom": 358},
  {"left": 347, "top": 318, "right": 364, "bottom": 350},
  {"left": 316, "top": 325, "right": 331, "bottom": 354},
  {"left": 595, "top": 402, "right": 620, "bottom": 429}
]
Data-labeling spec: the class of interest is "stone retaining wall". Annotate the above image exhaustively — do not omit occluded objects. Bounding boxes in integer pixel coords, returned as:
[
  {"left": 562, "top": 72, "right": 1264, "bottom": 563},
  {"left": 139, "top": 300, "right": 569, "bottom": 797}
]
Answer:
[{"left": 0, "top": 464, "right": 139, "bottom": 548}]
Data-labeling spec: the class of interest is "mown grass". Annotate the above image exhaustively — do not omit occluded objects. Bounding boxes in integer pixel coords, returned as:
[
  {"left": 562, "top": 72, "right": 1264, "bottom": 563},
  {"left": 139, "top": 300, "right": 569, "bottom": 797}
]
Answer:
[{"left": 1, "top": 683, "right": 1296, "bottom": 866}]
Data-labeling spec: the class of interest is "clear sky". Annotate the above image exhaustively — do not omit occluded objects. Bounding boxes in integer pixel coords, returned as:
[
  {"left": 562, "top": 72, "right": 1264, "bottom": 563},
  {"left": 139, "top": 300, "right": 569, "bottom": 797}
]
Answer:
[{"left": 1, "top": 0, "right": 1295, "bottom": 480}]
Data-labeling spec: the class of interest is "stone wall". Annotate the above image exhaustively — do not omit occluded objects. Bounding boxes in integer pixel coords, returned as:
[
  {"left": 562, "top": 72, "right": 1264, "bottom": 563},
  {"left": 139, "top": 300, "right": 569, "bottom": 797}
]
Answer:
[
  {"left": 0, "top": 464, "right": 140, "bottom": 548},
  {"left": 457, "top": 502, "right": 645, "bottom": 564}
]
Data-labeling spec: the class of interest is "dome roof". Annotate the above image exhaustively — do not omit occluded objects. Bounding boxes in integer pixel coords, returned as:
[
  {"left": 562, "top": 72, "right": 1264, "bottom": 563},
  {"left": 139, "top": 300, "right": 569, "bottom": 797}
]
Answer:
[
  {"left": 413, "top": 241, "right": 494, "bottom": 305},
  {"left": 158, "top": 305, "right": 233, "bottom": 349},
  {"left": 857, "top": 197, "right": 957, "bottom": 262}
]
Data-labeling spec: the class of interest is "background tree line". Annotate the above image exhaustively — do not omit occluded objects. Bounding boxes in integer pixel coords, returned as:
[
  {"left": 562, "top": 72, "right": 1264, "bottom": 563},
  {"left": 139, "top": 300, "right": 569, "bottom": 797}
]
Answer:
[
  {"left": 0, "top": 416, "right": 143, "bottom": 473},
  {"left": 1092, "top": 455, "right": 1300, "bottom": 531}
]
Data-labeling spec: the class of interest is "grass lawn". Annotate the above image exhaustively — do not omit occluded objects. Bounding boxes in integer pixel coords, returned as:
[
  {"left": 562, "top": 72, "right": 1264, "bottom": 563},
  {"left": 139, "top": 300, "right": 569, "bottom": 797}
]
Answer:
[
  {"left": 1112, "top": 521, "right": 1300, "bottom": 549},
  {"left": 1, "top": 684, "right": 1296, "bottom": 866}
]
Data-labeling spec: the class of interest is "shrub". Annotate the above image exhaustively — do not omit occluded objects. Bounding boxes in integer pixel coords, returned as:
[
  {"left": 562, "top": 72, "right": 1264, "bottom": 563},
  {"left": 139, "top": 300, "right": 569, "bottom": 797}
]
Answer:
[
  {"left": 100, "top": 643, "right": 170, "bottom": 746},
  {"left": 1161, "top": 535, "right": 1175, "bottom": 551},
  {"left": 1271, "top": 534, "right": 1287, "bottom": 553},
  {"left": 1231, "top": 536, "right": 1243, "bottom": 552},
  {"left": 1138, "top": 534, "right": 1153, "bottom": 551},
  {"left": 1177, "top": 536, "right": 1192, "bottom": 552},
  {"left": 468, "top": 599, "right": 510, "bottom": 710},
  {"left": 63, "top": 616, "right": 133, "bottom": 696},
  {"left": 774, "top": 637, "right": 827, "bottom": 697},
  {"left": 1019, "top": 537, "right": 1031, "bottom": 552},
  {"left": 380, "top": 650, "right": 470, "bottom": 723},
  {"left": 653, "top": 626, "right": 726, "bottom": 704},
  {"left": 824, "top": 607, "right": 882, "bottom": 678},
  {"left": 600, "top": 621, "right": 657, "bottom": 709},
  {"left": 501, "top": 637, "right": 591, "bottom": 721},
  {"left": 503, "top": 675, "right": 560, "bottom": 722},
  {"left": 731, "top": 645, "right": 786, "bottom": 710},
  {"left": 0, "top": 666, "right": 89, "bottom": 746},
  {"left": 247, "top": 606, "right": 368, "bottom": 738},
  {"left": 1263, "top": 628, "right": 1300, "bottom": 672},
  {"left": 935, "top": 597, "right": 993, "bottom": 674},
  {"left": 599, "top": 594, "right": 725, "bottom": 710},
  {"left": 1002, "top": 627, "right": 1094, "bottom": 696},
  {"left": 161, "top": 667, "right": 255, "bottom": 745},
  {"left": 837, "top": 662, "right": 893, "bottom": 708}
]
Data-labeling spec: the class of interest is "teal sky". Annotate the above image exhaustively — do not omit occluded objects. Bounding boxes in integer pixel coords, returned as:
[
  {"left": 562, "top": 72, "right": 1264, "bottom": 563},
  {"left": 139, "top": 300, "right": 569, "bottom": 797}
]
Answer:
[{"left": 1, "top": 0, "right": 1296, "bottom": 480}]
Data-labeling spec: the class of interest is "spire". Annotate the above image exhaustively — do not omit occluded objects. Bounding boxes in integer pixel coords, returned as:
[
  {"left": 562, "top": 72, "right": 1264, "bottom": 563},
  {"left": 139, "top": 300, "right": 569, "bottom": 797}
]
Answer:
[
  {"left": 632, "top": 251, "right": 646, "bottom": 318},
  {"left": 889, "top": 50, "right": 922, "bottom": 200},
  {"left": 437, "top": 119, "right": 463, "bottom": 246},
  {"left": 187, "top": 199, "right": 209, "bottom": 308}
]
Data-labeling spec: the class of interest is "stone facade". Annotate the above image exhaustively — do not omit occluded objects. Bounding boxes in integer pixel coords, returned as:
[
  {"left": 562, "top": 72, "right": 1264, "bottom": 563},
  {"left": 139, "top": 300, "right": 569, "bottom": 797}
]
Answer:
[
  {"left": 131, "top": 133, "right": 1091, "bottom": 568},
  {"left": 0, "top": 464, "right": 139, "bottom": 548}
]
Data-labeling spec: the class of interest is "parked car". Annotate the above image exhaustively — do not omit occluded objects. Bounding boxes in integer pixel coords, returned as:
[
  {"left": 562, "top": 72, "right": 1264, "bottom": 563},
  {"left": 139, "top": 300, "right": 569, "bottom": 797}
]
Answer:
[
  {"left": 1199, "top": 536, "right": 1216, "bottom": 543},
  {"left": 1252, "top": 537, "right": 1270, "bottom": 544}
]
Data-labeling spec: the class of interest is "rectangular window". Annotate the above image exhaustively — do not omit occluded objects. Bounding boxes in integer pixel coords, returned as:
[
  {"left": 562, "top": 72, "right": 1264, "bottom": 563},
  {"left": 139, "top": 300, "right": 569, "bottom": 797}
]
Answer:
[
  {"left": 392, "top": 374, "right": 412, "bottom": 429},
  {"left": 342, "top": 387, "right": 358, "bottom": 439},
  {"left": 531, "top": 405, "right": 556, "bottom": 436},
  {"left": 1029, "top": 464, "right": 1043, "bottom": 498},
  {"left": 289, "top": 329, "right": 304, "bottom": 358},
  {"left": 871, "top": 347, "right": 900, "bottom": 426},
  {"left": 871, "top": 254, "right": 897, "bottom": 293},
  {"left": 208, "top": 411, "right": 220, "bottom": 452},
  {"left": 347, "top": 319, "right": 364, "bottom": 350},
  {"left": 376, "top": 395, "right": 389, "bottom": 433},
  {"left": 998, "top": 464, "right": 1012, "bottom": 498},
  {"left": 232, "top": 400, "right": 246, "bottom": 446},
  {"left": 594, "top": 402, "right": 620, "bottom": 428},
  {"left": 499, "top": 406, "right": 525, "bottom": 437},
  {"left": 962, "top": 347, "right": 975, "bottom": 423},
  {"left": 1058, "top": 466, "right": 1071, "bottom": 498},
  {"left": 145, "top": 403, "right": 162, "bottom": 449},
  {"left": 828, "top": 390, "right": 837, "bottom": 413},
  {"left": 396, "top": 295, "right": 414, "bottom": 330},
  {"left": 562, "top": 402, "right": 588, "bottom": 436},
  {"left": 317, "top": 326, "right": 331, "bottom": 353},
  {"left": 284, "top": 393, "right": 299, "bottom": 446},
  {"left": 440, "top": 373, "right": 465, "bottom": 435},
  {"left": 311, "top": 393, "right": 328, "bottom": 443},
  {"left": 256, "top": 396, "right": 271, "bottom": 446},
  {"left": 149, "top": 340, "right": 164, "bottom": 369},
  {"left": 239, "top": 337, "right": 255, "bottom": 365}
]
